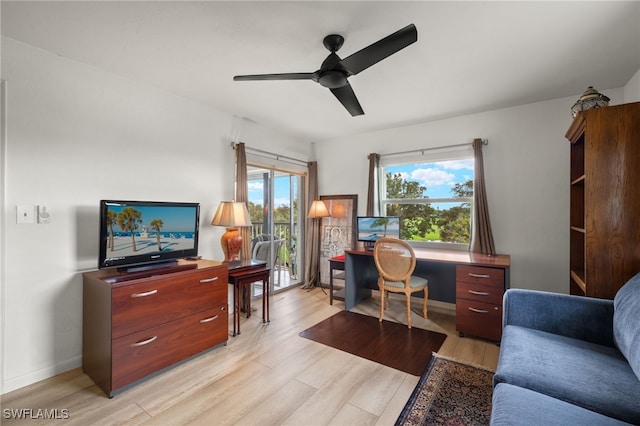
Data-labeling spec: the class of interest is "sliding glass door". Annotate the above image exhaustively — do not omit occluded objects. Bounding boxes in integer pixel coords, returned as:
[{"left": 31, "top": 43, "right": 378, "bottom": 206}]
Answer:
[{"left": 246, "top": 164, "right": 304, "bottom": 292}]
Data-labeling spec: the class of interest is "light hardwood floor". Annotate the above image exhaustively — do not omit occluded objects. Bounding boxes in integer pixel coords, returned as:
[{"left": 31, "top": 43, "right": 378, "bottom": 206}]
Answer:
[{"left": 0, "top": 287, "right": 499, "bottom": 425}]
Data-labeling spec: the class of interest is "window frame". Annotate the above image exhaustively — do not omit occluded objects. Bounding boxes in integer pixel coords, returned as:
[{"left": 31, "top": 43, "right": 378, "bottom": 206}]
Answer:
[{"left": 379, "top": 147, "right": 474, "bottom": 251}]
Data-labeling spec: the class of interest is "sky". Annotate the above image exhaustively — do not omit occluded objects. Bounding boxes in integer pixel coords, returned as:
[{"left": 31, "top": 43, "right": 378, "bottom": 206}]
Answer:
[
  {"left": 248, "top": 176, "right": 296, "bottom": 208},
  {"left": 106, "top": 204, "right": 198, "bottom": 232},
  {"left": 384, "top": 159, "right": 474, "bottom": 199}
]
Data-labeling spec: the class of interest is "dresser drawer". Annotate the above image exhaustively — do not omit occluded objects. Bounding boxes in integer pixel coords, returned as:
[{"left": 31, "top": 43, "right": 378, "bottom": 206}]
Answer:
[
  {"left": 456, "top": 299, "right": 502, "bottom": 341},
  {"left": 456, "top": 265, "right": 504, "bottom": 287},
  {"left": 112, "top": 267, "right": 227, "bottom": 339},
  {"left": 456, "top": 281, "right": 503, "bottom": 305},
  {"left": 111, "top": 305, "right": 228, "bottom": 390}
]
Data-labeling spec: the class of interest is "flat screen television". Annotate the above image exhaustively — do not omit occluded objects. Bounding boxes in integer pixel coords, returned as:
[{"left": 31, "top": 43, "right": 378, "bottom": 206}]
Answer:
[
  {"left": 357, "top": 216, "right": 401, "bottom": 250},
  {"left": 98, "top": 200, "right": 200, "bottom": 270}
]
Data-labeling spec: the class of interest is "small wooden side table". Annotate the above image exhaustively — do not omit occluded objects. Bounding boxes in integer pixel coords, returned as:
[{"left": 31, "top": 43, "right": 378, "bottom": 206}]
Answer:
[{"left": 228, "top": 260, "right": 270, "bottom": 337}]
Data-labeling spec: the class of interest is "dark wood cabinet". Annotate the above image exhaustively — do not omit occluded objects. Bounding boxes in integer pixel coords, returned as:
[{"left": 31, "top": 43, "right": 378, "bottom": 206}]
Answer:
[
  {"left": 83, "top": 260, "right": 228, "bottom": 397},
  {"left": 565, "top": 102, "right": 640, "bottom": 299},
  {"left": 456, "top": 265, "right": 505, "bottom": 342}
]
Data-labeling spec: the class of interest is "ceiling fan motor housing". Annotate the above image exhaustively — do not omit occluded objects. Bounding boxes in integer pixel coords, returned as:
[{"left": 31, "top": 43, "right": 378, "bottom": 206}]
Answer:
[{"left": 318, "top": 70, "right": 348, "bottom": 89}]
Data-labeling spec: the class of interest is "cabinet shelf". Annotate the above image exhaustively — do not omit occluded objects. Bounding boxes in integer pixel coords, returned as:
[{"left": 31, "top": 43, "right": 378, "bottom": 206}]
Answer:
[
  {"left": 571, "top": 175, "right": 585, "bottom": 186},
  {"left": 570, "top": 269, "right": 586, "bottom": 295}
]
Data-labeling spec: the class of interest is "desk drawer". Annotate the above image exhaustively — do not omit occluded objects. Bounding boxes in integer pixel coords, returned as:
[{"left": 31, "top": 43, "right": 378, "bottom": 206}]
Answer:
[
  {"left": 112, "top": 305, "right": 227, "bottom": 390},
  {"left": 112, "top": 267, "right": 227, "bottom": 339},
  {"left": 456, "top": 281, "right": 503, "bottom": 305},
  {"left": 456, "top": 299, "right": 502, "bottom": 342},
  {"left": 456, "top": 265, "right": 504, "bottom": 287}
]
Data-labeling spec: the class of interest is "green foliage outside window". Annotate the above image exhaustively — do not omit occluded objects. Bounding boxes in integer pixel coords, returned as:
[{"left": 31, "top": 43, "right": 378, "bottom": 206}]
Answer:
[{"left": 384, "top": 172, "right": 473, "bottom": 244}]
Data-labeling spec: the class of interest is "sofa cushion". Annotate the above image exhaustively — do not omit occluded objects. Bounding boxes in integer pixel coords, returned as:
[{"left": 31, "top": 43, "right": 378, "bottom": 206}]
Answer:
[
  {"left": 494, "top": 325, "right": 640, "bottom": 424},
  {"left": 491, "top": 383, "right": 632, "bottom": 426},
  {"left": 614, "top": 272, "right": 640, "bottom": 379}
]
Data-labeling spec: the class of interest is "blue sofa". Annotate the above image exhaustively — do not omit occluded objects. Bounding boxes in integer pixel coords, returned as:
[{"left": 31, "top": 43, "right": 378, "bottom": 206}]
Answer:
[{"left": 490, "top": 273, "right": 640, "bottom": 425}]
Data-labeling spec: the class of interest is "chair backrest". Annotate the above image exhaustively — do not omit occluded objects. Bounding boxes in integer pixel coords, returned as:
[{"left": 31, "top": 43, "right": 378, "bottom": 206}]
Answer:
[
  {"left": 373, "top": 238, "right": 417, "bottom": 284},
  {"left": 251, "top": 235, "right": 283, "bottom": 266}
]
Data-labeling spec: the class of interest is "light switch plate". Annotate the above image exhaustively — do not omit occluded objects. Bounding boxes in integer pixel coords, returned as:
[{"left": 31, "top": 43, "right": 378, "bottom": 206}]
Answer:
[{"left": 17, "top": 205, "right": 35, "bottom": 224}]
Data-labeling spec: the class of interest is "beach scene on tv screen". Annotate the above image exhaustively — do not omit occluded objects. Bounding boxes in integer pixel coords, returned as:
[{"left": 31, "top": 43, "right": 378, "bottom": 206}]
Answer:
[
  {"left": 104, "top": 205, "right": 196, "bottom": 258},
  {"left": 358, "top": 217, "right": 400, "bottom": 241}
]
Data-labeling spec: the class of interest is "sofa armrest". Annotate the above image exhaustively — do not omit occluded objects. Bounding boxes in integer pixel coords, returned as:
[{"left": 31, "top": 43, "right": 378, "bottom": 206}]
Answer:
[{"left": 503, "top": 289, "right": 615, "bottom": 347}]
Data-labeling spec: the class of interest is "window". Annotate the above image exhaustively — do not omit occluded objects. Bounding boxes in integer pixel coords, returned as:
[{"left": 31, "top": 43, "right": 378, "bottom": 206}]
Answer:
[{"left": 380, "top": 153, "right": 474, "bottom": 249}]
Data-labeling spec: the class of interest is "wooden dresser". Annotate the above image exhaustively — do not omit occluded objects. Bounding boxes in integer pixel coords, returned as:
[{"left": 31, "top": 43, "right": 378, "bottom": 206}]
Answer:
[
  {"left": 456, "top": 264, "right": 506, "bottom": 342},
  {"left": 83, "top": 259, "right": 228, "bottom": 397}
]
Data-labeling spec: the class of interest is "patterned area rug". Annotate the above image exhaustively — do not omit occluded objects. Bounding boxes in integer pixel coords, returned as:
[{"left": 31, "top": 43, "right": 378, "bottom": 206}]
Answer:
[{"left": 395, "top": 355, "right": 494, "bottom": 426}]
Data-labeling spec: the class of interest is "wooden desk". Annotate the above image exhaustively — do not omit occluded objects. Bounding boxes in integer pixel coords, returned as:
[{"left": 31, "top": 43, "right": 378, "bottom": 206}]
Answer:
[
  {"left": 227, "top": 260, "right": 270, "bottom": 337},
  {"left": 345, "top": 248, "right": 510, "bottom": 341}
]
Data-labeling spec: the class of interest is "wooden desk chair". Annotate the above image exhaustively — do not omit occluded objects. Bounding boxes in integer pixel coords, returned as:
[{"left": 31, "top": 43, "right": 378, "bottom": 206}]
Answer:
[{"left": 373, "top": 238, "right": 428, "bottom": 328}]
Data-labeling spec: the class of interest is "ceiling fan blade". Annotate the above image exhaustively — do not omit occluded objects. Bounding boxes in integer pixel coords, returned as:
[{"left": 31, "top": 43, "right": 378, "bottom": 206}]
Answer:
[
  {"left": 330, "top": 83, "right": 364, "bottom": 116},
  {"left": 340, "top": 24, "right": 417, "bottom": 75},
  {"left": 233, "top": 73, "right": 315, "bottom": 81}
]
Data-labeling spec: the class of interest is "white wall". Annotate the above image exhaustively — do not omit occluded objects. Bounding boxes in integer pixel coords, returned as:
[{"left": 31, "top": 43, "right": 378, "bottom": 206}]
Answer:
[
  {"left": 624, "top": 68, "right": 640, "bottom": 103},
  {"left": 315, "top": 87, "right": 626, "bottom": 295},
  {"left": 0, "top": 37, "right": 311, "bottom": 394}
]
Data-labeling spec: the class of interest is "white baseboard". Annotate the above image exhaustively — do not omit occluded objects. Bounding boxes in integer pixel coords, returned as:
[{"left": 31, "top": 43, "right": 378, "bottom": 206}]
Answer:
[{"left": 2, "top": 356, "right": 81, "bottom": 395}]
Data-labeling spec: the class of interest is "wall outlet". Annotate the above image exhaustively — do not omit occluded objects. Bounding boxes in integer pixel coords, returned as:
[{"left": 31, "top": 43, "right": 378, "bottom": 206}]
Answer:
[
  {"left": 37, "top": 205, "right": 51, "bottom": 224},
  {"left": 17, "top": 205, "right": 35, "bottom": 224}
]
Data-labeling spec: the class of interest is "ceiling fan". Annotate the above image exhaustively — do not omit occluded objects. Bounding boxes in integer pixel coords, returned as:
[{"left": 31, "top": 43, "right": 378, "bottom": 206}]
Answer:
[{"left": 233, "top": 24, "right": 417, "bottom": 116}]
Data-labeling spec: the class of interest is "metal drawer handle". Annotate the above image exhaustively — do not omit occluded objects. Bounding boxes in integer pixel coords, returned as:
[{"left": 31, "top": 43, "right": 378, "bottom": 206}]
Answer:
[
  {"left": 200, "top": 315, "right": 219, "bottom": 323},
  {"left": 468, "top": 290, "right": 490, "bottom": 296},
  {"left": 130, "top": 289, "right": 158, "bottom": 298},
  {"left": 130, "top": 336, "right": 157, "bottom": 347},
  {"left": 468, "top": 307, "right": 489, "bottom": 314},
  {"left": 468, "top": 273, "right": 491, "bottom": 279},
  {"left": 200, "top": 276, "right": 219, "bottom": 283}
]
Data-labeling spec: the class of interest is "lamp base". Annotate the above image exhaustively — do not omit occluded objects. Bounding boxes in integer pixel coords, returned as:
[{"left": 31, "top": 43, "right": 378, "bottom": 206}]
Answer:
[{"left": 220, "top": 227, "right": 242, "bottom": 263}]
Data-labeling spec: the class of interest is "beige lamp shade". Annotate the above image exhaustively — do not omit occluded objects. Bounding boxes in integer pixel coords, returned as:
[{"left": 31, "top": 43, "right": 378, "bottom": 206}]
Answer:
[
  {"left": 211, "top": 201, "right": 251, "bottom": 262},
  {"left": 308, "top": 200, "right": 330, "bottom": 218},
  {"left": 211, "top": 201, "right": 252, "bottom": 227}
]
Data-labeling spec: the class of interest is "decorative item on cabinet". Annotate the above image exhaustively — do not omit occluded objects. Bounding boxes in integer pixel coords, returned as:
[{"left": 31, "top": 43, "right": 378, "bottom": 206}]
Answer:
[{"left": 570, "top": 86, "right": 610, "bottom": 117}]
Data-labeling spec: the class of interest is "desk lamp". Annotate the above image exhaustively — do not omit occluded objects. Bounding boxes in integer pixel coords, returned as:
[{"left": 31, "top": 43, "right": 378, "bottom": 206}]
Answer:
[{"left": 211, "top": 201, "right": 252, "bottom": 263}]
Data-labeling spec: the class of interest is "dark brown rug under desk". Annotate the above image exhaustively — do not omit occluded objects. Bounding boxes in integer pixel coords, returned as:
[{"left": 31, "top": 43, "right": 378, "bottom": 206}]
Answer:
[{"left": 299, "top": 311, "right": 447, "bottom": 376}]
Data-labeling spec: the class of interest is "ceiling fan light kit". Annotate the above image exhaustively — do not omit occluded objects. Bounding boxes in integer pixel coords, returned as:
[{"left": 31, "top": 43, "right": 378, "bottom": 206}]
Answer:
[{"left": 234, "top": 24, "right": 418, "bottom": 116}]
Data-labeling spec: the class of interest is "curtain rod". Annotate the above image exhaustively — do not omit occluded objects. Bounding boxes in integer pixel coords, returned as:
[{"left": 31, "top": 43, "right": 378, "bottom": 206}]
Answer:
[
  {"left": 231, "top": 142, "right": 308, "bottom": 167},
  {"left": 377, "top": 139, "right": 488, "bottom": 158}
]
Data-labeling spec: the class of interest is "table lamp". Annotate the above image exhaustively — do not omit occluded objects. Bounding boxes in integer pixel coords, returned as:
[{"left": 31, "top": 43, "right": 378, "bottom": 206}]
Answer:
[{"left": 211, "top": 201, "right": 252, "bottom": 263}]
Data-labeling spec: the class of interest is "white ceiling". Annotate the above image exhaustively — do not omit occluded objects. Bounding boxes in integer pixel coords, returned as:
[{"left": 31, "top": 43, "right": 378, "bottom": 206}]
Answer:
[{"left": 2, "top": 1, "right": 639, "bottom": 142}]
